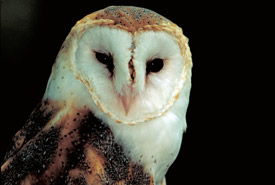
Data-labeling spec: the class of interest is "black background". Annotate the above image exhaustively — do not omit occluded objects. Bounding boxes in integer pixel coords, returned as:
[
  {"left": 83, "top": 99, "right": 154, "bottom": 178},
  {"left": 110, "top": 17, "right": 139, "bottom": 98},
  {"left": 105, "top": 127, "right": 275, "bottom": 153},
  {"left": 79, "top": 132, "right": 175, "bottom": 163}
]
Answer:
[{"left": 1, "top": 0, "right": 260, "bottom": 184}]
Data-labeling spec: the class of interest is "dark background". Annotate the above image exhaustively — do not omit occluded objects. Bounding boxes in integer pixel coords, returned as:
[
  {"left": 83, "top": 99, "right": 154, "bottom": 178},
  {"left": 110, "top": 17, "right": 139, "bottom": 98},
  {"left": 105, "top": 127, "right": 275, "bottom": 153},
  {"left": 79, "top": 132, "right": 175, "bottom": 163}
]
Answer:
[{"left": 1, "top": 0, "right": 260, "bottom": 184}]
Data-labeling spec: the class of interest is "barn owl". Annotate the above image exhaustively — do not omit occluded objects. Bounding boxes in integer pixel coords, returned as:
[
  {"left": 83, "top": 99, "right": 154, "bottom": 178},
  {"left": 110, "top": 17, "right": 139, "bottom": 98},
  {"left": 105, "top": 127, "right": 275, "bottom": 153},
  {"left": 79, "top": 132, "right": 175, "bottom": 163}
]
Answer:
[{"left": 1, "top": 6, "right": 192, "bottom": 185}]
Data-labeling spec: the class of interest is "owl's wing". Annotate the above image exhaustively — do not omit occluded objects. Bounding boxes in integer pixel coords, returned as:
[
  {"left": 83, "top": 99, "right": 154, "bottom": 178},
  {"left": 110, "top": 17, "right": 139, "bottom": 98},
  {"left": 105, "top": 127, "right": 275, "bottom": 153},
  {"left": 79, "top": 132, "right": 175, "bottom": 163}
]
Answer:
[
  {"left": 1, "top": 99, "right": 154, "bottom": 185},
  {"left": 1, "top": 99, "right": 61, "bottom": 184},
  {"left": 2, "top": 100, "right": 55, "bottom": 164}
]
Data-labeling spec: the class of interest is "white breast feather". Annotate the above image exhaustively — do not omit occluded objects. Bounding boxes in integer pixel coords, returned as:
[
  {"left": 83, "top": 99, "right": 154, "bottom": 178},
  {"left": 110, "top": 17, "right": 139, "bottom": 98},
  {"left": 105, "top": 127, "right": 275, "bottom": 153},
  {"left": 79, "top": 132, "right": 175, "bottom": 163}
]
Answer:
[{"left": 43, "top": 26, "right": 191, "bottom": 185}]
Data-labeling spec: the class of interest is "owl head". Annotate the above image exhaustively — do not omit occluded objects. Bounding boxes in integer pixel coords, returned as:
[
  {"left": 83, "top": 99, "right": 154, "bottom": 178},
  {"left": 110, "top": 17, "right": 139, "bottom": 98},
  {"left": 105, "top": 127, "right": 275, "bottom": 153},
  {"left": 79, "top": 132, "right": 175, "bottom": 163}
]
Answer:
[{"left": 44, "top": 6, "right": 192, "bottom": 125}]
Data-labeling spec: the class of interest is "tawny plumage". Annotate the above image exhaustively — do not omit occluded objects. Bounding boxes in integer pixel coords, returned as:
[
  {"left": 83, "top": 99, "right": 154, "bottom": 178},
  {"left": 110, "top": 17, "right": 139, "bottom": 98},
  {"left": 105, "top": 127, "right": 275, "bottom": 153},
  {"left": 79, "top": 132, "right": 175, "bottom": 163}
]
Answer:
[{"left": 1, "top": 6, "right": 192, "bottom": 185}]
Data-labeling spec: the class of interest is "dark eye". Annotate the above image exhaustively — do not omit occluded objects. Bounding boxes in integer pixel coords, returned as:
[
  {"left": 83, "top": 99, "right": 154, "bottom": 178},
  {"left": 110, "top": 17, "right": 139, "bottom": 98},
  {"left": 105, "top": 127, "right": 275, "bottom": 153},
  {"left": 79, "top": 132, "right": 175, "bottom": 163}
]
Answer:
[
  {"left": 95, "top": 51, "right": 113, "bottom": 65},
  {"left": 95, "top": 51, "right": 114, "bottom": 77},
  {"left": 146, "top": 58, "right": 164, "bottom": 74}
]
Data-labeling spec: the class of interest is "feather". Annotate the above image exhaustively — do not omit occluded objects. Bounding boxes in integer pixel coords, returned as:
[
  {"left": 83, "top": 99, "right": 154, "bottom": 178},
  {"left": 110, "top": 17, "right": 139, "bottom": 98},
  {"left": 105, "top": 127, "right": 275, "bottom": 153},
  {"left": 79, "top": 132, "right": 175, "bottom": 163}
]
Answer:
[
  {"left": 1, "top": 99, "right": 154, "bottom": 184},
  {"left": 2, "top": 6, "right": 192, "bottom": 185}
]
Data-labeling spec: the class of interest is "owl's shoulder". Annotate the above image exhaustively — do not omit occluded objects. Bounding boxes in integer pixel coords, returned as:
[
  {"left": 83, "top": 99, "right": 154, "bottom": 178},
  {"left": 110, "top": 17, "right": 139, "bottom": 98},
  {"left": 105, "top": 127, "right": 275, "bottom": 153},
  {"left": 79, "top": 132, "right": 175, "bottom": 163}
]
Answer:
[{"left": 1, "top": 99, "right": 154, "bottom": 184}]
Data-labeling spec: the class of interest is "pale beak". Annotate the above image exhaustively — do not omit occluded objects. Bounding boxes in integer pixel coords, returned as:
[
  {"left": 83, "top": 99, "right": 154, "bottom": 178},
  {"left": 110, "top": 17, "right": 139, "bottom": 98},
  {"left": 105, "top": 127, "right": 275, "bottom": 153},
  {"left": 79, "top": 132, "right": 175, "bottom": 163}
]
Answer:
[{"left": 120, "top": 85, "right": 135, "bottom": 116}]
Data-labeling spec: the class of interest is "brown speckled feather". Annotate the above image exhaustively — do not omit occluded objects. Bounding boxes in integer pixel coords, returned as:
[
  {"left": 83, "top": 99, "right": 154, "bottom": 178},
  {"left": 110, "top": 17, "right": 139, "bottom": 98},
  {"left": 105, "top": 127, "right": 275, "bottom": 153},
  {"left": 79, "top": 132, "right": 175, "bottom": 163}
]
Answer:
[
  {"left": 1, "top": 6, "right": 192, "bottom": 185},
  {"left": 1, "top": 100, "right": 153, "bottom": 185}
]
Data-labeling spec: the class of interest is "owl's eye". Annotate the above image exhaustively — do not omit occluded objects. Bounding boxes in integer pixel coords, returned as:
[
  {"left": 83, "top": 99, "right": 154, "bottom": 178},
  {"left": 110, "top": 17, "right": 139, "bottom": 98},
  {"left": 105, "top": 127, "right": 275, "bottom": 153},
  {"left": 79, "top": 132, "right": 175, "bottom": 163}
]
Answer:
[
  {"left": 146, "top": 58, "right": 164, "bottom": 74},
  {"left": 95, "top": 51, "right": 113, "bottom": 66},
  {"left": 95, "top": 51, "right": 114, "bottom": 77}
]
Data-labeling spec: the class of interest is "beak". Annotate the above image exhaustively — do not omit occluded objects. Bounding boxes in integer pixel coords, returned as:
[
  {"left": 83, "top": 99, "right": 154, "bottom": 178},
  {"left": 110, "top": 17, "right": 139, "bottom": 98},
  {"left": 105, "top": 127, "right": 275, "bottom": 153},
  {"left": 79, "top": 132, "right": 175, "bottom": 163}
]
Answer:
[{"left": 120, "top": 85, "right": 135, "bottom": 116}]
